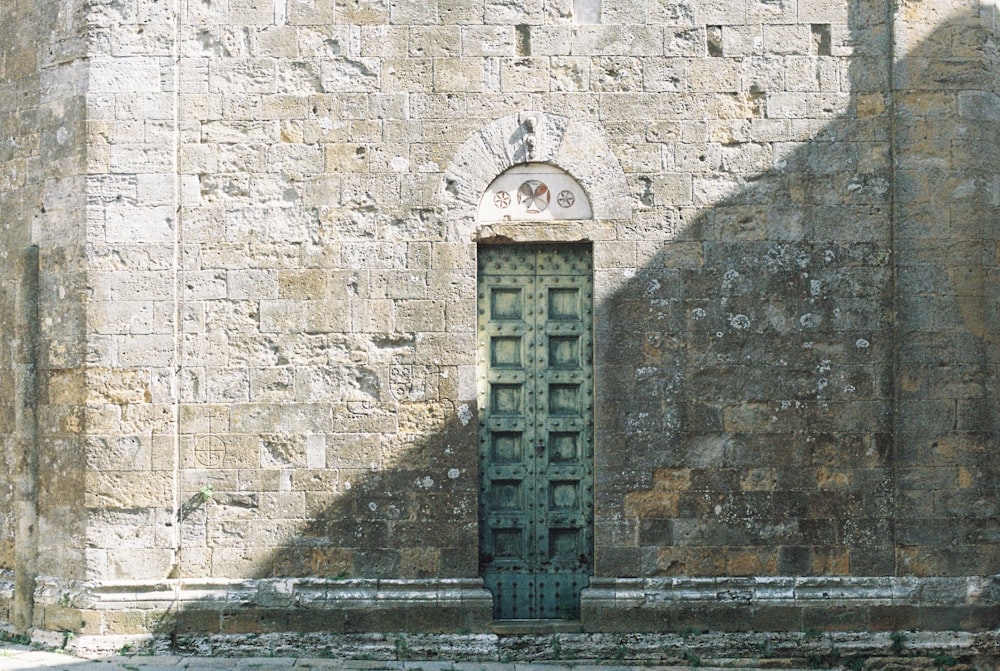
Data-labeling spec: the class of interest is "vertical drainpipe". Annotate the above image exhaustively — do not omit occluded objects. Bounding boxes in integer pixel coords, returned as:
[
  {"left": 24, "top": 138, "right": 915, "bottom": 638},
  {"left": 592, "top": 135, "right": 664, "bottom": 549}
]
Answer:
[
  {"left": 170, "top": 0, "right": 183, "bottom": 595},
  {"left": 887, "top": 0, "right": 899, "bottom": 569},
  {"left": 13, "top": 245, "right": 40, "bottom": 634}
]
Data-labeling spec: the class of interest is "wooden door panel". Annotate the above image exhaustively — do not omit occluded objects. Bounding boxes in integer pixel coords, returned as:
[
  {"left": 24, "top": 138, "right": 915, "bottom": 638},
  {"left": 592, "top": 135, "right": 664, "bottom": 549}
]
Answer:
[{"left": 478, "top": 244, "right": 593, "bottom": 620}]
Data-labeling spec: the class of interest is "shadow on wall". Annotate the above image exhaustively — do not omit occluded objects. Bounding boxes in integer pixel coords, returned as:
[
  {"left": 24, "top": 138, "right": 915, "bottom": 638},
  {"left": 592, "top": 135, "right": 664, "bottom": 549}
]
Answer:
[
  {"left": 148, "top": 1, "right": 998, "bottom": 640},
  {"left": 595, "top": 2, "right": 998, "bottom": 580}
]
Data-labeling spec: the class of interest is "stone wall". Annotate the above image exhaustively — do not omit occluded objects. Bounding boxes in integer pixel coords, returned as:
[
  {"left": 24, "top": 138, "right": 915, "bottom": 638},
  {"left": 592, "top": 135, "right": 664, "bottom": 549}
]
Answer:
[
  {"left": 0, "top": 0, "right": 998, "bottom": 639},
  {"left": 81, "top": 0, "right": 184, "bottom": 585},
  {"left": 892, "top": 1, "right": 1000, "bottom": 577},
  {"left": 91, "top": 0, "right": 895, "bottom": 587},
  {"left": 1, "top": 0, "right": 92, "bottom": 631},
  {"left": 593, "top": 0, "right": 897, "bottom": 580},
  {"left": 0, "top": 0, "right": 48, "bottom": 580}
]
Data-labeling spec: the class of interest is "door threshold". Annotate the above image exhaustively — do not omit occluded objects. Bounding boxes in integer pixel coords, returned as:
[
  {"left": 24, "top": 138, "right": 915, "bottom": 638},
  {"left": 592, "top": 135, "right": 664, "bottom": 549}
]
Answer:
[{"left": 491, "top": 619, "right": 584, "bottom": 634}]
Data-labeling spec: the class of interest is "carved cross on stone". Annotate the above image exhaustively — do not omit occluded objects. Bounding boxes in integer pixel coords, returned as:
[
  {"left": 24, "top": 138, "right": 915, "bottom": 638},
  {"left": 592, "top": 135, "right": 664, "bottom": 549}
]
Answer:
[{"left": 478, "top": 163, "right": 593, "bottom": 222}]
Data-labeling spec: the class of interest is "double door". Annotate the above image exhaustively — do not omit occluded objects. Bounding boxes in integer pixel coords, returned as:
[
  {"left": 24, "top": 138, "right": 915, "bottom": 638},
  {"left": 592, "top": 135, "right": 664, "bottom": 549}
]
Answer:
[{"left": 477, "top": 244, "right": 594, "bottom": 620}]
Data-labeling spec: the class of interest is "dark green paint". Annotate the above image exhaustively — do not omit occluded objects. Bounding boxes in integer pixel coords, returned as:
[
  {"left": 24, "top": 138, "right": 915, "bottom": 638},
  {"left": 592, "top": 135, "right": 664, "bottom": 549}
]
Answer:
[{"left": 477, "top": 244, "right": 594, "bottom": 620}]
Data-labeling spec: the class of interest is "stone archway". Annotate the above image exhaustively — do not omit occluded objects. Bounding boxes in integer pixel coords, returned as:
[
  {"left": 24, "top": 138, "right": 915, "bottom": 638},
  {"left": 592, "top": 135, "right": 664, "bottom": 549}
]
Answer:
[
  {"left": 478, "top": 163, "right": 593, "bottom": 222},
  {"left": 443, "top": 111, "right": 631, "bottom": 240}
]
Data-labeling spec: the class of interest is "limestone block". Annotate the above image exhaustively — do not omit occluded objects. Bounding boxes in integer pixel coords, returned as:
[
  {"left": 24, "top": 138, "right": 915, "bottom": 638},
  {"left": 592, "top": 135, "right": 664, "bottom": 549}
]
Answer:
[
  {"left": 259, "top": 93, "right": 310, "bottom": 120},
  {"left": 462, "top": 26, "right": 515, "bottom": 57},
  {"left": 402, "top": 26, "right": 459, "bottom": 58},
  {"left": 784, "top": 56, "right": 841, "bottom": 92},
  {"left": 114, "top": 92, "right": 177, "bottom": 121},
  {"left": 482, "top": 0, "right": 543, "bottom": 24},
  {"left": 717, "top": 26, "right": 757, "bottom": 59},
  {"left": 589, "top": 55, "right": 641, "bottom": 92},
  {"left": 90, "top": 57, "right": 163, "bottom": 94},
  {"left": 325, "top": 143, "right": 369, "bottom": 172},
  {"left": 332, "top": 0, "right": 384, "bottom": 23},
  {"left": 395, "top": 173, "right": 436, "bottom": 206},
  {"left": 674, "top": 144, "right": 724, "bottom": 177},
  {"left": 210, "top": 58, "right": 278, "bottom": 94},
  {"left": 390, "top": 304, "right": 447, "bottom": 341},
  {"left": 958, "top": 90, "right": 1000, "bottom": 120},
  {"left": 797, "top": 0, "right": 851, "bottom": 23},
  {"left": 201, "top": 367, "right": 249, "bottom": 402},
  {"left": 108, "top": 144, "right": 174, "bottom": 173},
  {"left": 104, "top": 205, "right": 175, "bottom": 243},
  {"left": 265, "top": 143, "right": 323, "bottom": 176},
  {"left": 720, "top": 142, "right": 773, "bottom": 174},
  {"left": 320, "top": 57, "right": 380, "bottom": 92},
  {"left": 246, "top": 367, "right": 293, "bottom": 403},
  {"left": 100, "top": 609, "right": 151, "bottom": 635},
  {"left": 276, "top": 269, "right": 325, "bottom": 299},
  {"left": 210, "top": 548, "right": 270, "bottom": 578},
  {"left": 201, "top": 119, "right": 278, "bottom": 144},
  {"left": 435, "top": 58, "right": 487, "bottom": 93},
  {"left": 346, "top": 299, "right": 392, "bottom": 332},
  {"left": 133, "top": 174, "right": 176, "bottom": 207},
  {"left": 258, "top": 491, "right": 308, "bottom": 519},
  {"left": 230, "top": 0, "right": 275, "bottom": 25},
  {"left": 657, "top": 27, "right": 700, "bottom": 58},
  {"left": 293, "top": 365, "right": 364, "bottom": 402},
  {"left": 701, "top": 0, "right": 748, "bottom": 24},
  {"left": 254, "top": 26, "right": 299, "bottom": 58},
  {"left": 230, "top": 402, "right": 333, "bottom": 434},
  {"left": 368, "top": 93, "right": 409, "bottom": 121},
  {"left": 285, "top": 0, "right": 334, "bottom": 24},
  {"left": 377, "top": 214, "right": 441, "bottom": 246},
  {"left": 543, "top": 57, "right": 587, "bottom": 92},
  {"left": 85, "top": 470, "right": 175, "bottom": 509},
  {"left": 408, "top": 93, "right": 465, "bottom": 122},
  {"left": 762, "top": 24, "right": 811, "bottom": 56},
  {"left": 88, "top": 301, "right": 155, "bottom": 335},
  {"left": 113, "top": 334, "right": 173, "bottom": 368},
  {"left": 387, "top": 0, "right": 438, "bottom": 24},
  {"left": 357, "top": 26, "right": 409, "bottom": 59}
]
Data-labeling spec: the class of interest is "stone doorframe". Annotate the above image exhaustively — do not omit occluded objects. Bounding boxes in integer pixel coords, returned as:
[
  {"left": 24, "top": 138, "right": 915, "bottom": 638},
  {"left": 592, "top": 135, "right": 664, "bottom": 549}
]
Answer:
[
  {"left": 443, "top": 112, "right": 629, "bottom": 625},
  {"left": 442, "top": 111, "right": 631, "bottom": 242}
]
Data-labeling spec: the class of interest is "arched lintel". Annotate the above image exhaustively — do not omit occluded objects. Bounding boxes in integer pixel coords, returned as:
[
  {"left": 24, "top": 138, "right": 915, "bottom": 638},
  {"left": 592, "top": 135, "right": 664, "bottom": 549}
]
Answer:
[
  {"left": 478, "top": 163, "right": 593, "bottom": 223},
  {"left": 442, "top": 111, "right": 631, "bottom": 239}
]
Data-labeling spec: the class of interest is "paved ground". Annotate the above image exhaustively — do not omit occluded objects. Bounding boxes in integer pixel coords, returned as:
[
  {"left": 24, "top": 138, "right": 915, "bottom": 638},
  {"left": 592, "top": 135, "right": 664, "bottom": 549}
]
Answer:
[{"left": 0, "top": 644, "right": 811, "bottom": 671}]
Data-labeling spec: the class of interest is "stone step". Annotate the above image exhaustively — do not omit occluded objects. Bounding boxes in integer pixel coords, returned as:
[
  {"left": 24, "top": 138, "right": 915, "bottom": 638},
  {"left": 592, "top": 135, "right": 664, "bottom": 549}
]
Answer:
[
  {"left": 492, "top": 620, "right": 586, "bottom": 635},
  {"left": 52, "top": 630, "right": 996, "bottom": 670}
]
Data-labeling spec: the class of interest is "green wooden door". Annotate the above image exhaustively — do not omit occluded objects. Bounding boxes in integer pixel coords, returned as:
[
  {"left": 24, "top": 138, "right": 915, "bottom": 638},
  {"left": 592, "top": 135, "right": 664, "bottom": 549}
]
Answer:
[{"left": 477, "top": 244, "right": 594, "bottom": 620}]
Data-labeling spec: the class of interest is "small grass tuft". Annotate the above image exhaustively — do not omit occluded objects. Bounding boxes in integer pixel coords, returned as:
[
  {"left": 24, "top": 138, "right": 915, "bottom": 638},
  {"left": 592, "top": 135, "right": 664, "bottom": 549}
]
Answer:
[
  {"left": 844, "top": 654, "right": 865, "bottom": 671},
  {"left": 933, "top": 654, "right": 958, "bottom": 668},
  {"left": 0, "top": 630, "right": 32, "bottom": 646},
  {"left": 889, "top": 631, "right": 906, "bottom": 655},
  {"left": 683, "top": 651, "right": 701, "bottom": 667},
  {"left": 394, "top": 634, "right": 411, "bottom": 660}
]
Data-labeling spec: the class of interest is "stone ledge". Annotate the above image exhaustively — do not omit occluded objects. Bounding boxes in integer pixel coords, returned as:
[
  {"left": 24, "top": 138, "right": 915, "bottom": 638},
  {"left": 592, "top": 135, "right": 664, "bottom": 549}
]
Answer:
[
  {"left": 27, "top": 576, "right": 493, "bottom": 636},
  {"left": 37, "top": 577, "right": 492, "bottom": 611},
  {"left": 580, "top": 576, "right": 1000, "bottom": 633},
  {"left": 38, "top": 629, "right": 1000, "bottom": 666},
  {"left": 16, "top": 574, "right": 1000, "bottom": 636},
  {"left": 583, "top": 576, "right": 1000, "bottom": 607}
]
